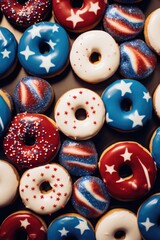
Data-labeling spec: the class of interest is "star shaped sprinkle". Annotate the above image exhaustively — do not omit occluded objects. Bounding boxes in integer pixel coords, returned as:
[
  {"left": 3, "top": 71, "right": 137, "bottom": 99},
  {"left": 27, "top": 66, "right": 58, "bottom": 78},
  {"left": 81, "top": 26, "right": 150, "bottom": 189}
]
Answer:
[
  {"left": 128, "top": 110, "right": 145, "bottom": 128},
  {"left": 46, "top": 40, "right": 56, "bottom": 50},
  {"left": 52, "top": 25, "right": 59, "bottom": 32},
  {"left": 20, "top": 219, "right": 30, "bottom": 229},
  {"left": 141, "top": 218, "right": 154, "bottom": 231},
  {"left": 116, "top": 80, "right": 133, "bottom": 96},
  {"left": 1, "top": 49, "right": 10, "bottom": 58},
  {"left": 75, "top": 220, "right": 90, "bottom": 235},
  {"left": 28, "top": 25, "right": 41, "bottom": 39},
  {"left": 89, "top": 2, "right": 100, "bottom": 14},
  {"left": 143, "top": 92, "right": 151, "bottom": 102},
  {"left": 106, "top": 112, "right": 113, "bottom": 123},
  {"left": 39, "top": 55, "right": 55, "bottom": 72},
  {"left": 58, "top": 227, "right": 69, "bottom": 236},
  {"left": 105, "top": 164, "right": 116, "bottom": 174},
  {"left": 20, "top": 45, "right": 35, "bottom": 60},
  {"left": 66, "top": 9, "right": 84, "bottom": 28},
  {"left": 120, "top": 148, "right": 132, "bottom": 161}
]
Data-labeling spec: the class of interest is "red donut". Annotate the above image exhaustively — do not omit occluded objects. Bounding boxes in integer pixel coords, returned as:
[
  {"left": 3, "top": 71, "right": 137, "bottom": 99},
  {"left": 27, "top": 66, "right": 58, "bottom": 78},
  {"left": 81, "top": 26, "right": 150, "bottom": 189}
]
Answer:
[
  {"left": 0, "top": 0, "right": 51, "bottom": 28},
  {"left": 52, "top": 0, "right": 107, "bottom": 32},
  {"left": 98, "top": 141, "right": 157, "bottom": 201},
  {"left": 3, "top": 112, "right": 60, "bottom": 170},
  {"left": 0, "top": 210, "right": 47, "bottom": 240}
]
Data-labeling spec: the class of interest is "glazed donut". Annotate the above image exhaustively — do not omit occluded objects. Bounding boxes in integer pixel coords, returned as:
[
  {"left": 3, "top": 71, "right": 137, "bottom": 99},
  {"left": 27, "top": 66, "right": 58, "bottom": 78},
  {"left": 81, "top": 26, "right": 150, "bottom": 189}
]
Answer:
[
  {"left": 59, "top": 139, "right": 98, "bottom": 176},
  {"left": 144, "top": 8, "right": 160, "bottom": 56},
  {"left": 47, "top": 213, "right": 95, "bottom": 240},
  {"left": 19, "top": 163, "right": 72, "bottom": 215},
  {"left": 0, "top": 210, "right": 47, "bottom": 240},
  {"left": 119, "top": 39, "right": 157, "bottom": 80},
  {"left": 13, "top": 76, "right": 54, "bottom": 113},
  {"left": 0, "top": 0, "right": 51, "bottom": 28},
  {"left": 152, "top": 84, "right": 160, "bottom": 119},
  {"left": 0, "top": 160, "right": 19, "bottom": 208},
  {"left": 137, "top": 193, "right": 160, "bottom": 240},
  {"left": 102, "top": 79, "right": 152, "bottom": 131},
  {"left": 103, "top": 4, "right": 145, "bottom": 42},
  {"left": 149, "top": 127, "right": 160, "bottom": 168},
  {"left": 3, "top": 112, "right": 60, "bottom": 170},
  {"left": 18, "top": 22, "right": 70, "bottom": 78},
  {"left": 54, "top": 88, "right": 105, "bottom": 140},
  {"left": 72, "top": 176, "right": 110, "bottom": 218},
  {"left": 0, "top": 27, "right": 17, "bottom": 79},
  {"left": 98, "top": 141, "right": 157, "bottom": 201},
  {"left": 95, "top": 208, "right": 141, "bottom": 240},
  {"left": 70, "top": 30, "right": 120, "bottom": 84},
  {"left": 52, "top": 0, "right": 107, "bottom": 32}
]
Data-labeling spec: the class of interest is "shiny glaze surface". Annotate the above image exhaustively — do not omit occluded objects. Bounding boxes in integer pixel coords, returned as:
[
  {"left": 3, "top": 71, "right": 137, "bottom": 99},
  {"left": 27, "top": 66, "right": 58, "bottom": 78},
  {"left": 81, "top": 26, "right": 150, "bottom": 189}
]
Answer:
[{"left": 150, "top": 127, "right": 160, "bottom": 168}]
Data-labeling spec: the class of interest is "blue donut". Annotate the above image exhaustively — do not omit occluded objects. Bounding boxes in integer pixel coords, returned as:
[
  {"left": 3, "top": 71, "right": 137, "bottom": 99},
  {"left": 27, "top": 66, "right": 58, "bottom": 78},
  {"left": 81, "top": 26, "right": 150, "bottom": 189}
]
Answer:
[
  {"left": 150, "top": 127, "right": 160, "bottom": 168},
  {"left": 102, "top": 79, "right": 152, "bottom": 131},
  {"left": 18, "top": 22, "right": 70, "bottom": 78},
  {"left": 47, "top": 214, "right": 95, "bottom": 240},
  {"left": 137, "top": 194, "right": 160, "bottom": 240},
  {"left": 0, "top": 27, "right": 17, "bottom": 78}
]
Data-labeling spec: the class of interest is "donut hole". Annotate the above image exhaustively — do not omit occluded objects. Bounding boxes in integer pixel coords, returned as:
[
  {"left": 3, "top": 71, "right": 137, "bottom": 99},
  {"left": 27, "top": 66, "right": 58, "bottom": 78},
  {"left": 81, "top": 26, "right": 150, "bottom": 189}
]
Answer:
[
  {"left": 39, "top": 42, "right": 50, "bottom": 54},
  {"left": 119, "top": 164, "right": 133, "bottom": 179},
  {"left": 121, "top": 98, "right": 132, "bottom": 112},
  {"left": 14, "top": 228, "right": 28, "bottom": 240},
  {"left": 17, "top": 0, "right": 28, "bottom": 5},
  {"left": 24, "top": 133, "right": 36, "bottom": 146},
  {"left": 40, "top": 181, "right": 52, "bottom": 193},
  {"left": 75, "top": 108, "right": 87, "bottom": 120},
  {"left": 114, "top": 230, "right": 126, "bottom": 239},
  {"left": 70, "top": 0, "right": 84, "bottom": 8},
  {"left": 89, "top": 51, "right": 101, "bottom": 64}
]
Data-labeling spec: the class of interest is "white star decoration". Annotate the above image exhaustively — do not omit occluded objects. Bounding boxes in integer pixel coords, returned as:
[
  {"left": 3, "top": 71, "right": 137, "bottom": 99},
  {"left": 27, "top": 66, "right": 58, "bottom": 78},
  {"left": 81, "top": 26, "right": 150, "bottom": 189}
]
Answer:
[
  {"left": 20, "top": 45, "right": 35, "bottom": 60},
  {"left": 39, "top": 55, "right": 55, "bottom": 72},
  {"left": 1, "top": 49, "right": 10, "bottom": 58},
  {"left": 143, "top": 91, "right": 151, "bottom": 102},
  {"left": 128, "top": 110, "right": 145, "bottom": 128},
  {"left": 116, "top": 80, "right": 133, "bottom": 96},
  {"left": 20, "top": 219, "right": 30, "bottom": 229},
  {"left": 46, "top": 40, "right": 56, "bottom": 50},
  {"left": 106, "top": 112, "right": 113, "bottom": 123},
  {"left": 89, "top": 2, "right": 100, "bottom": 14},
  {"left": 141, "top": 218, "right": 155, "bottom": 231},
  {"left": 105, "top": 164, "right": 116, "bottom": 174},
  {"left": 75, "top": 220, "right": 90, "bottom": 235},
  {"left": 66, "top": 9, "right": 84, "bottom": 28},
  {"left": 28, "top": 25, "right": 41, "bottom": 39},
  {"left": 120, "top": 148, "right": 132, "bottom": 161},
  {"left": 58, "top": 227, "right": 69, "bottom": 236},
  {"left": 52, "top": 25, "right": 59, "bottom": 32}
]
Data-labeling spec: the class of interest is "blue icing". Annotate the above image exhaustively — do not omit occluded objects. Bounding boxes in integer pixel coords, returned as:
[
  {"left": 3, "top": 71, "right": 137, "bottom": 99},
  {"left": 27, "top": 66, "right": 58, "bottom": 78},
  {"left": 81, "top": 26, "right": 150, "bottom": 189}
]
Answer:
[
  {"left": 18, "top": 22, "right": 70, "bottom": 77},
  {"left": 151, "top": 127, "right": 160, "bottom": 168},
  {"left": 102, "top": 79, "right": 152, "bottom": 131},
  {"left": 0, "top": 95, "right": 11, "bottom": 136},
  {"left": 47, "top": 215, "right": 95, "bottom": 240},
  {"left": 138, "top": 194, "right": 160, "bottom": 240},
  {"left": 0, "top": 27, "right": 17, "bottom": 77}
]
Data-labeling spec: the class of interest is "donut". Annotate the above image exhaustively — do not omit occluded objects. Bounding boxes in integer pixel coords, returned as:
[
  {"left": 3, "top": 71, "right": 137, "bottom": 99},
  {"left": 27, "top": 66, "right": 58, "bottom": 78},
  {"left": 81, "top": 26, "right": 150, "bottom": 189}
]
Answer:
[
  {"left": 0, "top": 210, "right": 47, "bottom": 239},
  {"left": 72, "top": 176, "right": 110, "bottom": 218},
  {"left": 0, "top": 26, "right": 17, "bottom": 79},
  {"left": 0, "top": 160, "right": 19, "bottom": 208},
  {"left": 0, "top": 0, "right": 51, "bottom": 28},
  {"left": 144, "top": 8, "right": 160, "bottom": 56},
  {"left": 13, "top": 76, "right": 54, "bottom": 113},
  {"left": 0, "top": 89, "right": 13, "bottom": 137},
  {"left": 101, "top": 79, "right": 152, "bottom": 131},
  {"left": 95, "top": 208, "right": 141, "bottom": 240},
  {"left": 52, "top": 0, "right": 107, "bottom": 33},
  {"left": 137, "top": 193, "right": 160, "bottom": 240},
  {"left": 47, "top": 213, "right": 95, "bottom": 240},
  {"left": 119, "top": 39, "right": 157, "bottom": 80},
  {"left": 70, "top": 30, "right": 120, "bottom": 84},
  {"left": 98, "top": 141, "right": 157, "bottom": 201},
  {"left": 54, "top": 88, "right": 105, "bottom": 140},
  {"left": 103, "top": 4, "right": 145, "bottom": 42},
  {"left": 59, "top": 139, "right": 98, "bottom": 177},
  {"left": 19, "top": 163, "right": 72, "bottom": 215},
  {"left": 3, "top": 112, "right": 60, "bottom": 170},
  {"left": 18, "top": 22, "right": 70, "bottom": 78},
  {"left": 152, "top": 84, "right": 160, "bottom": 119},
  {"left": 149, "top": 127, "right": 160, "bottom": 168}
]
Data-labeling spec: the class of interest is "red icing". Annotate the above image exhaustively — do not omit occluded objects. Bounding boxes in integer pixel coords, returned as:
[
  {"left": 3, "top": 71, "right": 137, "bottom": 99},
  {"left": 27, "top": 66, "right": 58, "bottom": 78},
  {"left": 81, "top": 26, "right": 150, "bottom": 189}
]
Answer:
[{"left": 99, "top": 142, "right": 157, "bottom": 201}]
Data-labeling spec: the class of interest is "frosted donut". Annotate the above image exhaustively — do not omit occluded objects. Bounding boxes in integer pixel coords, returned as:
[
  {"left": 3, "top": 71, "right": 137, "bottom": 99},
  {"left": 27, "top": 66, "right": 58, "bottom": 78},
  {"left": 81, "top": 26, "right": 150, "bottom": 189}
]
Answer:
[
  {"left": 144, "top": 8, "right": 160, "bottom": 56},
  {"left": 54, "top": 88, "right": 105, "bottom": 140},
  {"left": 52, "top": 0, "right": 107, "bottom": 33},
  {"left": 47, "top": 213, "right": 95, "bottom": 240},
  {"left": 59, "top": 139, "right": 98, "bottom": 176},
  {"left": 152, "top": 84, "right": 160, "bottom": 119},
  {"left": 98, "top": 141, "right": 157, "bottom": 201},
  {"left": 103, "top": 4, "right": 145, "bottom": 42},
  {"left": 0, "top": 160, "right": 19, "bottom": 208},
  {"left": 0, "top": 27, "right": 17, "bottom": 79},
  {"left": 13, "top": 76, "right": 54, "bottom": 113},
  {"left": 119, "top": 39, "right": 157, "bottom": 80},
  {"left": 0, "top": 210, "right": 47, "bottom": 240},
  {"left": 102, "top": 79, "right": 152, "bottom": 131},
  {"left": 149, "top": 127, "right": 160, "bottom": 168},
  {"left": 3, "top": 112, "right": 60, "bottom": 170},
  {"left": 72, "top": 176, "right": 110, "bottom": 218},
  {"left": 137, "top": 193, "right": 160, "bottom": 240},
  {"left": 18, "top": 22, "right": 70, "bottom": 78},
  {"left": 0, "top": 0, "right": 51, "bottom": 28},
  {"left": 19, "top": 163, "right": 72, "bottom": 215},
  {"left": 95, "top": 208, "right": 141, "bottom": 240},
  {"left": 70, "top": 30, "right": 120, "bottom": 84}
]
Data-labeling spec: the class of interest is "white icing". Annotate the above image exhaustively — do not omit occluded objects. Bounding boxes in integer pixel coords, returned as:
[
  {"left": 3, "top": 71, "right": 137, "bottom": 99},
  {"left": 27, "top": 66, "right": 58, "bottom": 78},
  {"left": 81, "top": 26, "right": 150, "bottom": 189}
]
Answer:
[
  {"left": 70, "top": 30, "right": 120, "bottom": 83},
  {"left": 95, "top": 209, "right": 141, "bottom": 240},
  {"left": 19, "top": 163, "right": 72, "bottom": 215},
  {"left": 0, "top": 160, "right": 19, "bottom": 207},
  {"left": 54, "top": 88, "right": 105, "bottom": 140},
  {"left": 153, "top": 84, "right": 160, "bottom": 118}
]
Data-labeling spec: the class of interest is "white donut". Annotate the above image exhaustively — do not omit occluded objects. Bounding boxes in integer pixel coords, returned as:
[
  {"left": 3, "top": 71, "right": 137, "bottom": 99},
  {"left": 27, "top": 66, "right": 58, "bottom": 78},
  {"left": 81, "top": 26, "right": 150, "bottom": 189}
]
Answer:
[
  {"left": 95, "top": 208, "right": 141, "bottom": 240},
  {"left": 54, "top": 88, "right": 105, "bottom": 140},
  {"left": 153, "top": 84, "right": 160, "bottom": 118},
  {"left": 19, "top": 163, "right": 72, "bottom": 215},
  {"left": 144, "top": 8, "right": 160, "bottom": 55},
  {"left": 0, "top": 160, "right": 19, "bottom": 207},
  {"left": 70, "top": 30, "right": 120, "bottom": 84}
]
